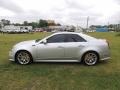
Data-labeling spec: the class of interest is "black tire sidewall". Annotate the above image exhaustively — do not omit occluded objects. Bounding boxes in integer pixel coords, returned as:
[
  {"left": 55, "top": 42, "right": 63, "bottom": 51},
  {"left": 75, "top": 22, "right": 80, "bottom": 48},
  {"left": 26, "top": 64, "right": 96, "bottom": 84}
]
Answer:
[
  {"left": 15, "top": 51, "right": 32, "bottom": 65},
  {"left": 83, "top": 52, "right": 98, "bottom": 66}
]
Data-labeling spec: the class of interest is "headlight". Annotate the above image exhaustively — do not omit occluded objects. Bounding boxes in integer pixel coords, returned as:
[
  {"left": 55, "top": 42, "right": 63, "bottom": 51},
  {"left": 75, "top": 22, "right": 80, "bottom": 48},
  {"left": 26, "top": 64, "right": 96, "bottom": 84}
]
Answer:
[{"left": 10, "top": 45, "right": 16, "bottom": 52}]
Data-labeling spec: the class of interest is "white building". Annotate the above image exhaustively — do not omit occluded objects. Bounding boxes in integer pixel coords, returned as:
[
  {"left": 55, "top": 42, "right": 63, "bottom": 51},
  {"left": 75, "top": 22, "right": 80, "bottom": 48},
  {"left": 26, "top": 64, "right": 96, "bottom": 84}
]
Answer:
[
  {"left": 1, "top": 25, "right": 32, "bottom": 33},
  {"left": 75, "top": 26, "right": 83, "bottom": 33}
]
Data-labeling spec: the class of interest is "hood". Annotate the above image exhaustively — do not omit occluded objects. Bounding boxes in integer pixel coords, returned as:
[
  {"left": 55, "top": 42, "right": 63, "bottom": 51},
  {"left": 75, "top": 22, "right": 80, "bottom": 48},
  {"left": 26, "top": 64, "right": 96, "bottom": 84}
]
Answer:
[{"left": 14, "top": 40, "right": 35, "bottom": 47}]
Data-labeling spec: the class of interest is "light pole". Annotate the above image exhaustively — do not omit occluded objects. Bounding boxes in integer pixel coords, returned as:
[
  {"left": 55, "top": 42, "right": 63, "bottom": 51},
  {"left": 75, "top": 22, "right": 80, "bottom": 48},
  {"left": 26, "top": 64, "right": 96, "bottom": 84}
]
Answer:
[{"left": 86, "top": 16, "right": 89, "bottom": 29}]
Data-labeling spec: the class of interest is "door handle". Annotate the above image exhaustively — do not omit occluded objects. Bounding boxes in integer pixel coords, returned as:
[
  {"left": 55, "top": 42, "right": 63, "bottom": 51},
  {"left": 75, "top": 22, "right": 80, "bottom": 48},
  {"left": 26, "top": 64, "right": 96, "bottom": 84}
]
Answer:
[
  {"left": 78, "top": 45, "right": 84, "bottom": 47},
  {"left": 58, "top": 46, "right": 63, "bottom": 48}
]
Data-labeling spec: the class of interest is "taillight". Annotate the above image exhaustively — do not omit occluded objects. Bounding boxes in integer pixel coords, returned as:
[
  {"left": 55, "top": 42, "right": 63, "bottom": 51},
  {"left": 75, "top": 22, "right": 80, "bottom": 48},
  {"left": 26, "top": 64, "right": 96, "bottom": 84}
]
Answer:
[{"left": 106, "top": 40, "right": 110, "bottom": 48}]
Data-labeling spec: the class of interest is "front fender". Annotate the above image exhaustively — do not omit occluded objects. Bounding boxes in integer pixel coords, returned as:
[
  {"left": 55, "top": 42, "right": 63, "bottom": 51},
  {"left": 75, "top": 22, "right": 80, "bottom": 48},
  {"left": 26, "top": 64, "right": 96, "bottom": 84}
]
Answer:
[{"left": 13, "top": 45, "right": 37, "bottom": 61}]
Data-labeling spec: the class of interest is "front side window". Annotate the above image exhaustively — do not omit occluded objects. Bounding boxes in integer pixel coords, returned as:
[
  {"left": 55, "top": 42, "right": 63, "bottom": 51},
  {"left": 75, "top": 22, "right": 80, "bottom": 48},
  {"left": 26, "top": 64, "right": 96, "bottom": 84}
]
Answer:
[{"left": 47, "top": 34, "right": 65, "bottom": 43}]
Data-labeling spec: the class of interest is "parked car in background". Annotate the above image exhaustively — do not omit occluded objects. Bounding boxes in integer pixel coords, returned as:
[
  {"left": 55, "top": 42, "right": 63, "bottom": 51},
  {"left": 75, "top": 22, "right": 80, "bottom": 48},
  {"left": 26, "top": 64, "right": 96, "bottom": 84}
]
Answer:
[{"left": 9, "top": 32, "right": 110, "bottom": 66}]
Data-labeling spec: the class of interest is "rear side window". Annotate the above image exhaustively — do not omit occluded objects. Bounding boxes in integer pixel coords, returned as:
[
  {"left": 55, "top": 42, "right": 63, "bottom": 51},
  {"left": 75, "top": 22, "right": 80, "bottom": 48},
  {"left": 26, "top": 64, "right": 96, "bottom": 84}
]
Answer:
[
  {"left": 47, "top": 34, "right": 65, "bottom": 43},
  {"left": 66, "top": 34, "right": 86, "bottom": 42}
]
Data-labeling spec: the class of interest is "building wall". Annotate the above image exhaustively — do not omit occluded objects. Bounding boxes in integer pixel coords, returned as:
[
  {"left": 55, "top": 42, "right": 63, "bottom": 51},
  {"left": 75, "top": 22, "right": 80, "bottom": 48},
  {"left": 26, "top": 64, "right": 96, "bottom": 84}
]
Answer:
[
  {"left": 1, "top": 25, "right": 32, "bottom": 32},
  {"left": 96, "top": 27, "right": 108, "bottom": 32}
]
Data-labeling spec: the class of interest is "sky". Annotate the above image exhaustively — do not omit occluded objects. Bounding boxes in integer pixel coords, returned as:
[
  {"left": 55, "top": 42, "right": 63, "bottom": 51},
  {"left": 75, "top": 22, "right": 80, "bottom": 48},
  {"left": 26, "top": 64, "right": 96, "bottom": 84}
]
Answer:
[{"left": 0, "top": 0, "right": 120, "bottom": 27}]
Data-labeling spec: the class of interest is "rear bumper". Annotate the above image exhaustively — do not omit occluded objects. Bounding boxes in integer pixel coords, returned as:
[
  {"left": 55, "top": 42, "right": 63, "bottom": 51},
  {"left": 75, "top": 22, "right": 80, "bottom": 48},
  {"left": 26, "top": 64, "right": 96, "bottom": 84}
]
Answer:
[
  {"left": 99, "top": 48, "right": 110, "bottom": 61},
  {"left": 100, "top": 57, "right": 110, "bottom": 61}
]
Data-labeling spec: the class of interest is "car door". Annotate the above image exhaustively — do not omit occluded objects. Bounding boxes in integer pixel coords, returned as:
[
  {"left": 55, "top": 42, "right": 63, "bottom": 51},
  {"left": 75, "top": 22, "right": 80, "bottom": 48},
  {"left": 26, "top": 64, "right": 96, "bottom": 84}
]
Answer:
[
  {"left": 64, "top": 34, "right": 87, "bottom": 60},
  {"left": 36, "top": 34, "right": 66, "bottom": 60}
]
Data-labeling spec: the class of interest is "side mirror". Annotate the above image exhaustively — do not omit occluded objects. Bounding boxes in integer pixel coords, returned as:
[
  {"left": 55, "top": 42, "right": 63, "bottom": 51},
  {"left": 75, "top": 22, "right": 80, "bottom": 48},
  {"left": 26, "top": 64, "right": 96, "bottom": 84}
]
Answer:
[{"left": 42, "top": 40, "right": 47, "bottom": 45}]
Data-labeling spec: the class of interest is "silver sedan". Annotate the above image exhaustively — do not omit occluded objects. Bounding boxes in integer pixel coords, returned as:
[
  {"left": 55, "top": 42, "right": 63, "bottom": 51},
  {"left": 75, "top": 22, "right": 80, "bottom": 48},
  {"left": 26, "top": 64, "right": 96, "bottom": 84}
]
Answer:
[{"left": 9, "top": 32, "right": 110, "bottom": 66}]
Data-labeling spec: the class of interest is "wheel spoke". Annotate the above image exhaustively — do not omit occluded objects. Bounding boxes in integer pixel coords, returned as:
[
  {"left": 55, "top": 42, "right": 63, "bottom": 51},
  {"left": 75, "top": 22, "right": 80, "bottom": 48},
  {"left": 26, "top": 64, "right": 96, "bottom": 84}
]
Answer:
[
  {"left": 84, "top": 53, "right": 98, "bottom": 65},
  {"left": 17, "top": 51, "right": 30, "bottom": 64}
]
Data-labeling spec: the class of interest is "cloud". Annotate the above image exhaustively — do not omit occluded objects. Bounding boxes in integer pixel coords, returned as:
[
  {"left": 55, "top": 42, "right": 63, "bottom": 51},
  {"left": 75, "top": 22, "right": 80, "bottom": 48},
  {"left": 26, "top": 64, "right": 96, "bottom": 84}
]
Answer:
[
  {"left": 0, "top": 0, "right": 120, "bottom": 27},
  {"left": 115, "top": 0, "right": 120, "bottom": 4},
  {"left": 0, "top": 0, "right": 24, "bottom": 13},
  {"left": 64, "top": 0, "right": 93, "bottom": 10}
]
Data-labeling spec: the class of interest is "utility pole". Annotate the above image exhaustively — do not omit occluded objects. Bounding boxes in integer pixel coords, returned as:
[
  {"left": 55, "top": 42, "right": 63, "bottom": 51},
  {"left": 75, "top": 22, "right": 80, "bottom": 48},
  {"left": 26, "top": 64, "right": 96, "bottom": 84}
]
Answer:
[
  {"left": 108, "top": 22, "right": 109, "bottom": 31},
  {"left": 86, "top": 16, "right": 89, "bottom": 29}
]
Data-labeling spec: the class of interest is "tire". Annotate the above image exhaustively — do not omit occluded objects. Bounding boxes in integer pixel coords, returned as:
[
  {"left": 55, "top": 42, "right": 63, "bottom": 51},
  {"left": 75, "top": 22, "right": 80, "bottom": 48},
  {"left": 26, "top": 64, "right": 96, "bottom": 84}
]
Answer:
[
  {"left": 15, "top": 51, "right": 32, "bottom": 65},
  {"left": 83, "top": 52, "right": 99, "bottom": 66}
]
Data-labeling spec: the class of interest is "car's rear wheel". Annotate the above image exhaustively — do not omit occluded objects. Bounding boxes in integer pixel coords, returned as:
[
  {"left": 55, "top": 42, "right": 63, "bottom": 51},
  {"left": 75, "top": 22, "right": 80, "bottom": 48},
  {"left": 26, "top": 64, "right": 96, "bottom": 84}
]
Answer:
[
  {"left": 83, "top": 52, "right": 99, "bottom": 66},
  {"left": 15, "top": 51, "right": 32, "bottom": 65}
]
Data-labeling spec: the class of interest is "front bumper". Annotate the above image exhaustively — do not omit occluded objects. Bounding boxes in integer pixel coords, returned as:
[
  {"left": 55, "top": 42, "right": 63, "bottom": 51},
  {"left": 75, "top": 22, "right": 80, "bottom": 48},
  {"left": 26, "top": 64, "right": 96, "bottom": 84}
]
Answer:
[{"left": 9, "top": 51, "right": 15, "bottom": 61}]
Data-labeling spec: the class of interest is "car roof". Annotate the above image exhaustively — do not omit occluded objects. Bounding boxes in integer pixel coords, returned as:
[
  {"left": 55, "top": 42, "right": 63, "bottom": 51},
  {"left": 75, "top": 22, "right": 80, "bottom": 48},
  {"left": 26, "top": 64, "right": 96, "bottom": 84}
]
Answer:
[
  {"left": 53, "top": 32, "right": 97, "bottom": 41},
  {"left": 53, "top": 32, "right": 80, "bottom": 34}
]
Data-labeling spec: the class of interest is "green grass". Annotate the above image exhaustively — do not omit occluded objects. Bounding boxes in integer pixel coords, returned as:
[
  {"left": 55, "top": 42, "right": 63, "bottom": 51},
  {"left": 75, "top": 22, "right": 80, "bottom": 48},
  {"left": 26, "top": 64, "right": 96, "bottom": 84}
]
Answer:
[{"left": 0, "top": 32, "right": 120, "bottom": 90}]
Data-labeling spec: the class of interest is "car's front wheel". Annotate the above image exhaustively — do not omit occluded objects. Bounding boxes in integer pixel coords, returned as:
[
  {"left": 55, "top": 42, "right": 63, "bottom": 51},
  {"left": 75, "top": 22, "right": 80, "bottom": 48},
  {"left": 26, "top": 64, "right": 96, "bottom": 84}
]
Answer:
[
  {"left": 15, "top": 51, "right": 32, "bottom": 65},
  {"left": 83, "top": 52, "right": 99, "bottom": 66}
]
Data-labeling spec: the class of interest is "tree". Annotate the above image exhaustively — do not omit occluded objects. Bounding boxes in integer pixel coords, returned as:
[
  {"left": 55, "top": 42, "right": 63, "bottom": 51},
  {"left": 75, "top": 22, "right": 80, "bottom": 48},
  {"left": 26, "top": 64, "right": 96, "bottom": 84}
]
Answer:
[
  {"left": 13, "top": 23, "right": 22, "bottom": 26},
  {"left": 28, "top": 22, "right": 38, "bottom": 29},
  {"left": 56, "top": 23, "right": 61, "bottom": 26},
  {"left": 1, "top": 19, "right": 10, "bottom": 25},
  {"left": 108, "top": 24, "right": 114, "bottom": 28},
  {"left": 0, "top": 24, "right": 1, "bottom": 28},
  {"left": 23, "top": 21, "right": 29, "bottom": 26},
  {"left": 38, "top": 19, "right": 48, "bottom": 27}
]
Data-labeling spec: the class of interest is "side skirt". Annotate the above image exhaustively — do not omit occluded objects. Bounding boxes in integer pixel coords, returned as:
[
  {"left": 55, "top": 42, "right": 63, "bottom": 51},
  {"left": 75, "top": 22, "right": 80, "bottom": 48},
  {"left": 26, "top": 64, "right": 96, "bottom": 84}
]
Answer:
[{"left": 34, "top": 59, "right": 80, "bottom": 62}]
